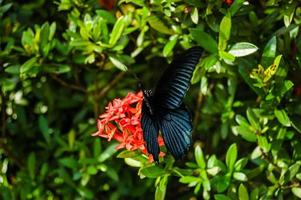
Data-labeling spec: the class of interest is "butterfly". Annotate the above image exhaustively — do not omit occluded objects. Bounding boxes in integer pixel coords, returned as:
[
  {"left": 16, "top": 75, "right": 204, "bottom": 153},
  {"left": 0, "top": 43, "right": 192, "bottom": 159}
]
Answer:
[{"left": 141, "top": 47, "right": 203, "bottom": 162}]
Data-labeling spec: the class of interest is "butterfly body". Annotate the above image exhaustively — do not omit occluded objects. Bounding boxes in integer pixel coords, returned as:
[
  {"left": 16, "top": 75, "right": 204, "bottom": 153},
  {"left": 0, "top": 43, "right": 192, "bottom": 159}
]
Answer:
[{"left": 141, "top": 47, "right": 203, "bottom": 161}]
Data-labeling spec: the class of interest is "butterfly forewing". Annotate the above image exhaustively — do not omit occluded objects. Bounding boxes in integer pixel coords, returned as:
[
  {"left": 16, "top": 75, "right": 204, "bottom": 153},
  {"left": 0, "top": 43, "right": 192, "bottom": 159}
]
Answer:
[{"left": 154, "top": 47, "right": 203, "bottom": 109}]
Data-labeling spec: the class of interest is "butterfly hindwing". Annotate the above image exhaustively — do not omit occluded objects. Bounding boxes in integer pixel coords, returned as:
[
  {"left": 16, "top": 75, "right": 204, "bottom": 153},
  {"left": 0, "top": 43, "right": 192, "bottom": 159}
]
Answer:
[
  {"left": 158, "top": 105, "right": 192, "bottom": 159},
  {"left": 141, "top": 101, "right": 160, "bottom": 161},
  {"left": 154, "top": 47, "right": 203, "bottom": 109}
]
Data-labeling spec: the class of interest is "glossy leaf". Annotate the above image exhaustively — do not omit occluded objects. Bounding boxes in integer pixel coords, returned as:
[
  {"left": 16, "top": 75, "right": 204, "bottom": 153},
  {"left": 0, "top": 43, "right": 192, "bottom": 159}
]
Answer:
[
  {"left": 109, "top": 56, "right": 128, "bottom": 71},
  {"left": 238, "top": 184, "right": 249, "bottom": 200},
  {"left": 190, "top": 28, "right": 218, "bottom": 53},
  {"left": 274, "top": 109, "right": 291, "bottom": 127},
  {"left": 229, "top": 42, "right": 258, "bottom": 57},
  {"left": 226, "top": 143, "right": 238, "bottom": 171},
  {"left": 139, "top": 165, "right": 166, "bottom": 178},
  {"left": 109, "top": 16, "right": 128, "bottom": 46},
  {"left": 148, "top": 15, "right": 173, "bottom": 35},
  {"left": 163, "top": 35, "right": 178, "bottom": 57},
  {"left": 195, "top": 145, "right": 206, "bottom": 169}
]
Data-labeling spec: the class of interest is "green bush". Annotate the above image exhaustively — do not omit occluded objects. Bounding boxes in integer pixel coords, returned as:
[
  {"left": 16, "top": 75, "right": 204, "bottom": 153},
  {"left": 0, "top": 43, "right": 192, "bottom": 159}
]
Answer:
[{"left": 1, "top": 0, "right": 301, "bottom": 199}]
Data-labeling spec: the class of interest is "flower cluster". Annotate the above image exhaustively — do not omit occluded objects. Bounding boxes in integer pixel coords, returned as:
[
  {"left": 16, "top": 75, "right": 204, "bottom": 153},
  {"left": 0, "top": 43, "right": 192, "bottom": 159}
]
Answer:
[{"left": 93, "top": 91, "right": 165, "bottom": 161}]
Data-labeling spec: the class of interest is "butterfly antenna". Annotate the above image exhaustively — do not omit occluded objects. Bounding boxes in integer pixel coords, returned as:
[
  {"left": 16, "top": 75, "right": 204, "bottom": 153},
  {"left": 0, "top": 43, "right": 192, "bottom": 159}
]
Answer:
[{"left": 128, "top": 68, "right": 143, "bottom": 90}]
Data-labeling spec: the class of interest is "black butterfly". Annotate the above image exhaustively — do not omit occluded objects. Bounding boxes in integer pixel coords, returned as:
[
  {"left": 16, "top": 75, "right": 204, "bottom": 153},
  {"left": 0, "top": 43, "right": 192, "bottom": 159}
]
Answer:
[{"left": 141, "top": 47, "right": 203, "bottom": 162}]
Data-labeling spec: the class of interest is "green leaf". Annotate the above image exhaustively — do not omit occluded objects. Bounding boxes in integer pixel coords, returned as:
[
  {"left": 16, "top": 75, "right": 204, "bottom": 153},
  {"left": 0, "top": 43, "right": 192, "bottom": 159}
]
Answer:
[
  {"left": 20, "top": 57, "right": 38, "bottom": 75},
  {"left": 139, "top": 165, "right": 166, "bottom": 178},
  {"left": 226, "top": 143, "right": 237, "bottom": 172},
  {"left": 257, "top": 135, "right": 270, "bottom": 153},
  {"left": 246, "top": 108, "right": 260, "bottom": 130},
  {"left": 229, "top": 42, "right": 258, "bottom": 57},
  {"left": 262, "top": 36, "right": 276, "bottom": 67},
  {"left": 233, "top": 115, "right": 257, "bottom": 142},
  {"left": 191, "top": 8, "right": 199, "bottom": 24},
  {"left": 148, "top": 15, "right": 173, "bottom": 35},
  {"left": 234, "top": 158, "right": 248, "bottom": 171},
  {"left": 0, "top": 3, "right": 12, "bottom": 17},
  {"left": 229, "top": 0, "right": 245, "bottom": 16},
  {"left": 218, "top": 14, "right": 232, "bottom": 51},
  {"left": 87, "top": 166, "right": 98, "bottom": 175},
  {"left": 38, "top": 115, "right": 50, "bottom": 144},
  {"left": 77, "top": 187, "right": 94, "bottom": 199},
  {"left": 211, "top": 175, "right": 231, "bottom": 193},
  {"left": 214, "top": 194, "right": 232, "bottom": 200},
  {"left": 195, "top": 145, "right": 206, "bottom": 169},
  {"left": 96, "top": 10, "right": 116, "bottom": 24},
  {"left": 117, "top": 150, "right": 140, "bottom": 158},
  {"left": 191, "top": 55, "right": 217, "bottom": 84},
  {"left": 109, "top": 56, "right": 128, "bottom": 71},
  {"left": 4, "top": 65, "right": 20, "bottom": 75},
  {"left": 93, "top": 138, "right": 101, "bottom": 157},
  {"left": 190, "top": 28, "right": 218, "bottom": 54},
  {"left": 98, "top": 143, "right": 117, "bottom": 162},
  {"left": 289, "top": 162, "right": 301, "bottom": 180},
  {"left": 68, "top": 129, "right": 75, "bottom": 149},
  {"left": 21, "top": 28, "right": 34, "bottom": 49},
  {"left": 109, "top": 16, "right": 128, "bottom": 46},
  {"left": 179, "top": 176, "right": 200, "bottom": 184},
  {"left": 274, "top": 109, "right": 291, "bottom": 127},
  {"left": 124, "top": 158, "right": 143, "bottom": 167},
  {"left": 250, "top": 188, "right": 259, "bottom": 200},
  {"left": 219, "top": 51, "right": 235, "bottom": 62},
  {"left": 49, "top": 22, "right": 56, "bottom": 40},
  {"left": 155, "top": 175, "right": 168, "bottom": 200},
  {"left": 59, "top": 157, "right": 78, "bottom": 169},
  {"left": 238, "top": 184, "right": 249, "bottom": 200},
  {"left": 292, "top": 187, "right": 301, "bottom": 198},
  {"left": 27, "top": 152, "right": 36, "bottom": 180},
  {"left": 250, "top": 146, "right": 262, "bottom": 160},
  {"left": 233, "top": 172, "right": 248, "bottom": 181},
  {"left": 207, "top": 166, "right": 220, "bottom": 176},
  {"left": 40, "top": 23, "right": 50, "bottom": 56},
  {"left": 283, "top": 5, "right": 295, "bottom": 27},
  {"left": 163, "top": 35, "right": 178, "bottom": 57}
]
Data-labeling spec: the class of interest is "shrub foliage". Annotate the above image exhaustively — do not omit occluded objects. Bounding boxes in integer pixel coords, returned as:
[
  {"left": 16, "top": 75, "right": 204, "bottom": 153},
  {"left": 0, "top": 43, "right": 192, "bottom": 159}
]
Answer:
[{"left": 1, "top": 0, "right": 301, "bottom": 199}]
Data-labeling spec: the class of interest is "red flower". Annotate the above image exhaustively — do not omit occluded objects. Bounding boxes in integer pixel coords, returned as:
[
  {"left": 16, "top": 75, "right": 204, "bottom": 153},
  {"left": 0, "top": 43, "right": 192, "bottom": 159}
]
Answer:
[
  {"left": 93, "top": 91, "right": 165, "bottom": 162},
  {"left": 225, "top": 0, "right": 233, "bottom": 5}
]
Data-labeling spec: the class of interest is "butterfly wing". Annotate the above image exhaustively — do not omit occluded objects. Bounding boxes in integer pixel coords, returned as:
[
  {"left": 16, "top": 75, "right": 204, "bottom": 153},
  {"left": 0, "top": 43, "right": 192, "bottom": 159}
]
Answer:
[
  {"left": 158, "top": 105, "right": 192, "bottom": 159},
  {"left": 141, "top": 47, "right": 202, "bottom": 161},
  {"left": 141, "top": 101, "right": 160, "bottom": 161},
  {"left": 153, "top": 47, "right": 203, "bottom": 109}
]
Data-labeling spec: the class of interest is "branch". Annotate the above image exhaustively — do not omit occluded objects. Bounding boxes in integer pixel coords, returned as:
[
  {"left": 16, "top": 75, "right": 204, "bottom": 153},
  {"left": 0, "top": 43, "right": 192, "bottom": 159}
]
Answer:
[
  {"left": 49, "top": 74, "right": 86, "bottom": 93},
  {"left": 94, "top": 72, "right": 126, "bottom": 100}
]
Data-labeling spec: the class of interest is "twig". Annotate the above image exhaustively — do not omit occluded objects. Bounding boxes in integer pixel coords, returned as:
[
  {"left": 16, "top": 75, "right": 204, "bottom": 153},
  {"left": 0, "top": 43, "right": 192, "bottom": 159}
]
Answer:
[
  {"left": 281, "top": 182, "right": 301, "bottom": 189},
  {"left": 49, "top": 74, "right": 86, "bottom": 93},
  {"left": 261, "top": 150, "right": 281, "bottom": 173},
  {"left": 94, "top": 72, "right": 126, "bottom": 100}
]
